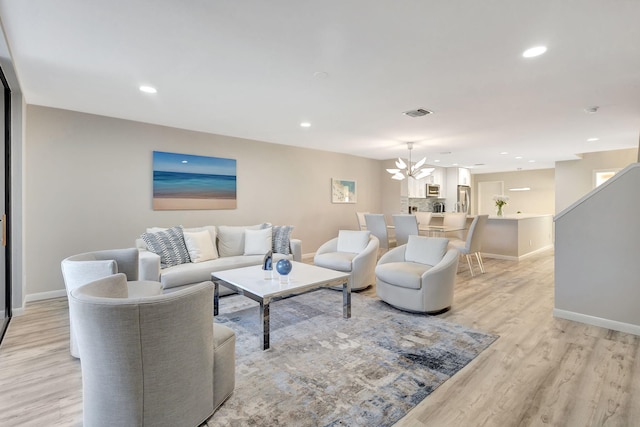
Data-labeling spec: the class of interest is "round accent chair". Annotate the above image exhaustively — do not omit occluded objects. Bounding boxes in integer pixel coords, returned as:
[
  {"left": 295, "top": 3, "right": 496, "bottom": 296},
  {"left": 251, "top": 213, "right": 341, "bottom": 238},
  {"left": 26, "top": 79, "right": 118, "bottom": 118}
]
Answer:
[
  {"left": 375, "top": 236, "right": 459, "bottom": 313},
  {"left": 314, "top": 230, "right": 379, "bottom": 291}
]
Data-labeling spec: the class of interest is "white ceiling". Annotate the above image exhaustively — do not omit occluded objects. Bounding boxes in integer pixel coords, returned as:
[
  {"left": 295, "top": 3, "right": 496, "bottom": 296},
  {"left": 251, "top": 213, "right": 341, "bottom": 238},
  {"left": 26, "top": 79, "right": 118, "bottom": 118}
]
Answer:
[{"left": 0, "top": 0, "right": 639, "bottom": 174}]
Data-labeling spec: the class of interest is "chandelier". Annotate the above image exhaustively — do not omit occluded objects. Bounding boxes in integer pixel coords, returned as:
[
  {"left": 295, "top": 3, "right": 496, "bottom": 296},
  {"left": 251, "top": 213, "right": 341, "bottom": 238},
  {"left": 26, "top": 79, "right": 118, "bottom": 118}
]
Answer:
[{"left": 386, "top": 142, "right": 434, "bottom": 180}]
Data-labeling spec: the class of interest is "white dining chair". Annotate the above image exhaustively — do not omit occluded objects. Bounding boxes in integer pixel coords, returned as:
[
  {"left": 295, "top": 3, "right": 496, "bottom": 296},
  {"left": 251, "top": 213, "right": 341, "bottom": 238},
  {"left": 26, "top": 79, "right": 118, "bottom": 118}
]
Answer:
[
  {"left": 364, "top": 214, "right": 396, "bottom": 250},
  {"left": 449, "top": 215, "right": 488, "bottom": 276},
  {"left": 443, "top": 212, "right": 468, "bottom": 240},
  {"left": 415, "top": 212, "right": 433, "bottom": 227},
  {"left": 356, "top": 212, "right": 369, "bottom": 230},
  {"left": 392, "top": 214, "right": 419, "bottom": 246}
]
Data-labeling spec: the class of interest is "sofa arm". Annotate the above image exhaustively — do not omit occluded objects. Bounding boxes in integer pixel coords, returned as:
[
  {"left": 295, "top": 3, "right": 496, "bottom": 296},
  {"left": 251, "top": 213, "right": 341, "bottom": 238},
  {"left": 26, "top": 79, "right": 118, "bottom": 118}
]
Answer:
[
  {"left": 290, "top": 239, "right": 302, "bottom": 262},
  {"left": 138, "top": 250, "right": 161, "bottom": 282}
]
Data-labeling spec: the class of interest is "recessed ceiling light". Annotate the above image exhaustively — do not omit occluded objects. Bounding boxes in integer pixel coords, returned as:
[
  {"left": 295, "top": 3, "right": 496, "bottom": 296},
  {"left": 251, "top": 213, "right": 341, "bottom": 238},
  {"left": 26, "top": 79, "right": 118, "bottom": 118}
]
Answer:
[
  {"left": 528, "top": 160, "right": 536, "bottom": 163},
  {"left": 522, "top": 46, "right": 547, "bottom": 58},
  {"left": 515, "top": 156, "right": 523, "bottom": 159},
  {"left": 434, "top": 159, "right": 440, "bottom": 163},
  {"left": 587, "top": 137, "right": 599, "bottom": 142},
  {"left": 181, "top": 160, "right": 188, "bottom": 164},
  {"left": 139, "top": 85, "right": 157, "bottom": 94},
  {"left": 584, "top": 106, "right": 599, "bottom": 114},
  {"left": 300, "top": 122, "right": 311, "bottom": 128},
  {"left": 452, "top": 163, "right": 459, "bottom": 166},
  {"left": 500, "top": 152, "right": 508, "bottom": 155}
]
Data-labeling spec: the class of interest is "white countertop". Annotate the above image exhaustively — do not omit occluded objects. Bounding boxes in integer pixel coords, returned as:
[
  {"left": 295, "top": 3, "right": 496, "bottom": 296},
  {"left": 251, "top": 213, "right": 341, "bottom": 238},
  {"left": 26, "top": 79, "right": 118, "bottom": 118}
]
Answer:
[
  {"left": 487, "top": 214, "right": 553, "bottom": 220},
  {"left": 423, "top": 213, "right": 553, "bottom": 220}
]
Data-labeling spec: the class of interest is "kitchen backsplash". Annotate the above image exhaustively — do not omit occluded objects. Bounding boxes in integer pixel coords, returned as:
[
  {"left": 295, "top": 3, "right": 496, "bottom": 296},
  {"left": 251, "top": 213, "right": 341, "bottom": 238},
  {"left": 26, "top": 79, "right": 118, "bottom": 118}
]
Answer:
[{"left": 407, "top": 197, "right": 446, "bottom": 213}]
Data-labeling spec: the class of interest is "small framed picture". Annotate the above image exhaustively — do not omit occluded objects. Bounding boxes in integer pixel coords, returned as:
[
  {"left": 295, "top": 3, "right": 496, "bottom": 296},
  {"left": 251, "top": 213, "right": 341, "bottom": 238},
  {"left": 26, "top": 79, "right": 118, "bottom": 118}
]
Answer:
[{"left": 331, "top": 178, "right": 357, "bottom": 203}]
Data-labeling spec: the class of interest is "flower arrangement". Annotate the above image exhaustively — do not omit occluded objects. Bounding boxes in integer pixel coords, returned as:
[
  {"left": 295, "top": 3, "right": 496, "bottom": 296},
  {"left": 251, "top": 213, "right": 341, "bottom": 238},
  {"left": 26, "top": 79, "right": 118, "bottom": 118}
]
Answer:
[{"left": 493, "top": 195, "right": 509, "bottom": 216}]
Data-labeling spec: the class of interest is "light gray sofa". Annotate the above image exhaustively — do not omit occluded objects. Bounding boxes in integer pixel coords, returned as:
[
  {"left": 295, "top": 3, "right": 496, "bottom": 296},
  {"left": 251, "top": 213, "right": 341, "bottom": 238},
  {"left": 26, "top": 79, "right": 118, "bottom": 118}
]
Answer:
[
  {"left": 69, "top": 275, "right": 235, "bottom": 426},
  {"left": 137, "top": 224, "right": 301, "bottom": 295}
]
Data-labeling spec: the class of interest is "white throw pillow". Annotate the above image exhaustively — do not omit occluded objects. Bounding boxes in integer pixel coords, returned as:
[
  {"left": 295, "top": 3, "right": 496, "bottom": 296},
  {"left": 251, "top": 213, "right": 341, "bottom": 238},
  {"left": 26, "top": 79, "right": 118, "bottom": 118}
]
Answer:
[
  {"left": 405, "top": 235, "right": 448, "bottom": 266},
  {"left": 336, "top": 230, "right": 371, "bottom": 253},
  {"left": 244, "top": 227, "right": 273, "bottom": 255},
  {"left": 183, "top": 229, "right": 218, "bottom": 263},
  {"left": 183, "top": 226, "right": 219, "bottom": 259}
]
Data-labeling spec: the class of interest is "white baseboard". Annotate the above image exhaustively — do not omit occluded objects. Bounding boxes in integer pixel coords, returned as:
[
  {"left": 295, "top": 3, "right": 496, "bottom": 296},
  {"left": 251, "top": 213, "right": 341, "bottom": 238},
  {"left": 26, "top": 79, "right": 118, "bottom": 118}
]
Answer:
[
  {"left": 25, "top": 289, "right": 67, "bottom": 303},
  {"left": 482, "top": 245, "right": 554, "bottom": 261},
  {"left": 553, "top": 308, "right": 640, "bottom": 336}
]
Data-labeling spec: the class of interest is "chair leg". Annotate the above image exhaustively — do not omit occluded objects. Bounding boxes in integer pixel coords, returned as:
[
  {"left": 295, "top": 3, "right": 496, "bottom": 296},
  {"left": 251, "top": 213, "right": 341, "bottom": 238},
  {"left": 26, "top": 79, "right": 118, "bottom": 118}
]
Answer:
[
  {"left": 475, "top": 252, "right": 485, "bottom": 274},
  {"left": 465, "top": 254, "right": 475, "bottom": 276}
]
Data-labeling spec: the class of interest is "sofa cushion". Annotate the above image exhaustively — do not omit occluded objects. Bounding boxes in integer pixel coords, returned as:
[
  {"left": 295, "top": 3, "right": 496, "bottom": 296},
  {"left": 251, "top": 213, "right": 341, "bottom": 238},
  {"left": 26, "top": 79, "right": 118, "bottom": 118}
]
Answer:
[
  {"left": 272, "top": 225, "right": 294, "bottom": 255},
  {"left": 337, "top": 230, "right": 371, "bottom": 253},
  {"left": 405, "top": 236, "right": 448, "bottom": 266},
  {"left": 244, "top": 227, "right": 273, "bottom": 255},
  {"left": 217, "top": 224, "right": 263, "bottom": 257},
  {"left": 141, "top": 226, "right": 191, "bottom": 268},
  {"left": 183, "top": 229, "right": 218, "bottom": 263},
  {"left": 184, "top": 226, "right": 219, "bottom": 258},
  {"left": 314, "top": 252, "right": 355, "bottom": 272},
  {"left": 375, "top": 262, "right": 431, "bottom": 290}
]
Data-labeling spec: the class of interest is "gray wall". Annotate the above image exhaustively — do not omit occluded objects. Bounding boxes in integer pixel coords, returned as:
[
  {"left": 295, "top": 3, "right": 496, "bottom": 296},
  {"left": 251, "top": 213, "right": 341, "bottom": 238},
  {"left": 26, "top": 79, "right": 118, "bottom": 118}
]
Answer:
[
  {"left": 555, "top": 148, "right": 638, "bottom": 213},
  {"left": 555, "top": 164, "right": 640, "bottom": 332},
  {"left": 24, "top": 105, "right": 387, "bottom": 299}
]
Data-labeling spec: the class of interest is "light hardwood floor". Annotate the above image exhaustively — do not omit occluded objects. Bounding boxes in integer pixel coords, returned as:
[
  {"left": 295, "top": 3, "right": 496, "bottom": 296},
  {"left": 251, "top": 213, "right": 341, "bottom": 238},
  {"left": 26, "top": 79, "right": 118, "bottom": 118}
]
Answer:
[{"left": 1, "top": 249, "right": 638, "bottom": 426}]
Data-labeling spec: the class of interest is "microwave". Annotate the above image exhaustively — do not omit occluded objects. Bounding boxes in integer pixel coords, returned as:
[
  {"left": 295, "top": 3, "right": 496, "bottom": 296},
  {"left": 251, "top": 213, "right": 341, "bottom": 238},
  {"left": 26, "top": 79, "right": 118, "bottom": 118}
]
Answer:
[{"left": 426, "top": 184, "right": 440, "bottom": 197}]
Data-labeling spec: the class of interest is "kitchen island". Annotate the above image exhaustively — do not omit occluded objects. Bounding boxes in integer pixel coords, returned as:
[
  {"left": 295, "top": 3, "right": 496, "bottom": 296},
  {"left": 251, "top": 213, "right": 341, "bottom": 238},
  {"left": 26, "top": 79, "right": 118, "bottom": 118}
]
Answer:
[{"left": 480, "top": 214, "right": 554, "bottom": 260}]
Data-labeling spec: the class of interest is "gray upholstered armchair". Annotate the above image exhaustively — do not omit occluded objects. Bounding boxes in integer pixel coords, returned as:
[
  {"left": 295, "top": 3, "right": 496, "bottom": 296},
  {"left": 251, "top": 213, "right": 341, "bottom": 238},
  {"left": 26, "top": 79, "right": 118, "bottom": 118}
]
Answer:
[
  {"left": 68, "top": 275, "right": 236, "bottom": 427},
  {"left": 375, "top": 236, "right": 459, "bottom": 313},
  {"left": 314, "top": 230, "right": 379, "bottom": 291},
  {"left": 61, "top": 248, "right": 162, "bottom": 358}
]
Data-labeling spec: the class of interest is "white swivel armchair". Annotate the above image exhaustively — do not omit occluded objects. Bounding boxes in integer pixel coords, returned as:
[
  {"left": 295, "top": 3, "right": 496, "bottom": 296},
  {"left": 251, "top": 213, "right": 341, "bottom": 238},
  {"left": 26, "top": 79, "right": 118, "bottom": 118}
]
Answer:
[
  {"left": 449, "top": 214, "right": 489, "bottom": 276},
  {"left": 375, "top": 236, "right": 459, "bottom": 313},
  {"left": 392, "top": 214, "right": 419, "bottom": 246},
  {"left": 314, "top": 230, "right": 379, "bottom": 291},
  {"left": 61, "top": 248, "right": 162, "bottom": 358},
  {"left": 69, "top": 275, "right": 236, "bottom": 427}
]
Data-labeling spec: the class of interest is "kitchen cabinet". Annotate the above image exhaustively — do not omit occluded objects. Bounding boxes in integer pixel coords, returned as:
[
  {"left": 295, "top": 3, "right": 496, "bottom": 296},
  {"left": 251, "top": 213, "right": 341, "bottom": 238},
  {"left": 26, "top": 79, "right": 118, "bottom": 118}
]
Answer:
[{"left": 407, "top": 176, "right": 427, "bottom": 198}]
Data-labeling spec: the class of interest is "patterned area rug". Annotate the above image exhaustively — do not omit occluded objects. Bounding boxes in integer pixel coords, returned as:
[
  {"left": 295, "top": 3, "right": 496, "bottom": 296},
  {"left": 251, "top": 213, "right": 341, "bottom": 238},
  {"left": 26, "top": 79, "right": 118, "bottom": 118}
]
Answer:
[{"left": 207, "top": 289, "right": 497, "bottom": 427}]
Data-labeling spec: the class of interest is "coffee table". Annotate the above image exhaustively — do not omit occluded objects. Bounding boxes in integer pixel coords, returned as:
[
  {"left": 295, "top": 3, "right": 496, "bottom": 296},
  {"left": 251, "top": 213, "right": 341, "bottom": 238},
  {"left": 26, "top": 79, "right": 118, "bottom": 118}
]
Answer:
[{"left": 212, "top": 261, "right": 351, "bottom": 350}]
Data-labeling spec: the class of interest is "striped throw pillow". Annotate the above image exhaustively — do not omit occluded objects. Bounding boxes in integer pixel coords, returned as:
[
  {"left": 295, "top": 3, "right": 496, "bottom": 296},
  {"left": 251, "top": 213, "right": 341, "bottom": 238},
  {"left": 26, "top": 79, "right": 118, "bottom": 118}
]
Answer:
[
  {"left": 272, "top": 225, "right": 294, "bottom": 255},
  {"left": 141, "top": 226, "right": 191, "bottom": 268}
]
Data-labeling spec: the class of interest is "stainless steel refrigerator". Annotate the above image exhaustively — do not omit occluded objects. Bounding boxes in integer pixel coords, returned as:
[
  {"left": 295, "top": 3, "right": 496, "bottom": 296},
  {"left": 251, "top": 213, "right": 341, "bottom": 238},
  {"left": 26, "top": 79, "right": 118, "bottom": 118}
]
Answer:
[{"left": 457, "top": 185, "right": 471, "bottom": 213}]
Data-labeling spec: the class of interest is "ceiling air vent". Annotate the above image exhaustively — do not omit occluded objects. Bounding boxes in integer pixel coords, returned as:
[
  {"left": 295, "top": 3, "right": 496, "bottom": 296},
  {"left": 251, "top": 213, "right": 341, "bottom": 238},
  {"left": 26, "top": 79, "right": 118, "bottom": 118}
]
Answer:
[{"left": 402, "top": 108, "right": 433, "bottom": 118}]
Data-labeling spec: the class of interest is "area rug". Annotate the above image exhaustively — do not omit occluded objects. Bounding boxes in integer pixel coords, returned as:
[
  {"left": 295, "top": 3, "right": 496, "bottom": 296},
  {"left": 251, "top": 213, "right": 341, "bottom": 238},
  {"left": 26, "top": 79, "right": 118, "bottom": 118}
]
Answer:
[{"left": 207, "top": 289, "right": 497, "bottom": 427}]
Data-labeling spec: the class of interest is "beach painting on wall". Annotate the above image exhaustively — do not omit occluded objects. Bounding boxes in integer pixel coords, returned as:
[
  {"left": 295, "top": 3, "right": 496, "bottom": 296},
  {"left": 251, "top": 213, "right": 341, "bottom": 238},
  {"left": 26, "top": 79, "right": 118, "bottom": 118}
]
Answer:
[{"left": 152, "top": 151, "right": 237, "bottom": 210}]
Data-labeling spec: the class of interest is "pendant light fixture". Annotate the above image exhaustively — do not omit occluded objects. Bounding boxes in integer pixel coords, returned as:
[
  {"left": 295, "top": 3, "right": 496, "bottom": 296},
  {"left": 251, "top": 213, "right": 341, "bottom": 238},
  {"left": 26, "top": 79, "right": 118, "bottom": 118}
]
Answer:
[{"left": 386, "top": 142, "right": 434, "bottom": 180}]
